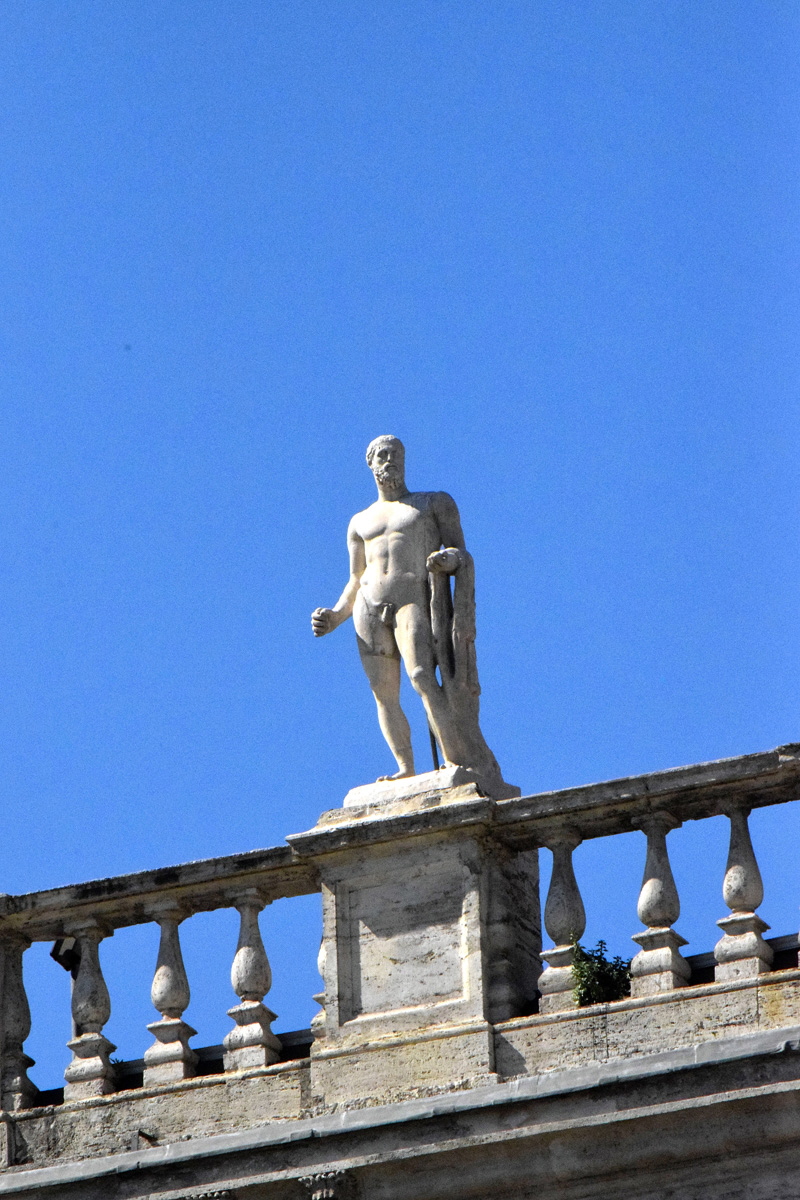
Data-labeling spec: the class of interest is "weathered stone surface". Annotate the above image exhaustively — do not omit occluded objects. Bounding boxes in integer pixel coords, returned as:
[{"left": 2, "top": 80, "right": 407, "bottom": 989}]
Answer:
[
  {"left": 343, "top": 768, "right": 518, "bottom": 808},
  {"left": 2, "top": 745, "right": 800, "bottom": 1198},
  {"left": 309, "top": 824, "right": 539, "bottom": 1047},
  {"left": 311, "top": 1023, "right": 496, "bottom": 1108},
  {"left": 11, "top": 1062, "right": 306, "bottom": 1171},
  {"left": 5, "top": 1028, "right": 800, "bottom": 1198},
  {"left": 311, "top": 436, "right": 515, "bottom": 796},
  {"left": 494, "top": 970, "right": 800, "bottom": 1080}
]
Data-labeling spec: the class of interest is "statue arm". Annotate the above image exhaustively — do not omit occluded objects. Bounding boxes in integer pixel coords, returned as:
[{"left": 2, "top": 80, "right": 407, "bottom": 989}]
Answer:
[
  {"left": 432, "top": 492, "right": 466, "bottom": 553},
  {"left": 311, "top": 520, "right": 365, "bottom": 637},
  {"left": 426, "top": 492, "right": 467, "bottom": 576}
]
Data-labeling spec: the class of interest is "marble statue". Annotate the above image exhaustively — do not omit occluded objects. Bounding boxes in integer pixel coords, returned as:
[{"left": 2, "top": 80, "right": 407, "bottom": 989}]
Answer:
[{"left": 311, "top": 435, "right": 512, "bottom": 797}]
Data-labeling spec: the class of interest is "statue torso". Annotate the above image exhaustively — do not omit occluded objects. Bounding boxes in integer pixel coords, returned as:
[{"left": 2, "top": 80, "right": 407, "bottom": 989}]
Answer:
[{"left": 354, "top": 492, "right": 441, "bottom": 606}]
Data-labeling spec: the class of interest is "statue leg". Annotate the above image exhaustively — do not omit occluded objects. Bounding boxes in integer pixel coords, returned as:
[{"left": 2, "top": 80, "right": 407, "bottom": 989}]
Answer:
[
  {"left": 394, "top": 603, "right": 469, "bottom": 768},
  {"left": 358, "top": 648, "right": 415, "bottom": 780}
]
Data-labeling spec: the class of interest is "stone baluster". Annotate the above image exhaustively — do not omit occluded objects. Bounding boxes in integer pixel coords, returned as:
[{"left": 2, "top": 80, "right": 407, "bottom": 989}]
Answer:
[
  {"left": 630, "top": 812, "right": 690, "bottom": 996},
  {"left": 0, "top": 936, "right": 36, "bottom": 1111},
  {"left": 310, "top": 935, "right": 328, "bottom": 1040},
  {"left": 223, "top": 890, "right": 281, "bottom": 1071},
  {"left": 144, "top": 904, "right": 197, "bottom": 1086},
  {"left": 538, "top": 829, "right": 585, "bottom": 1012},
  {"left": 714, "top": 805, "right": 773, "bottom": 981},
  {"left": 64, "top": 923, "right": 116, "bottom": 1099}
]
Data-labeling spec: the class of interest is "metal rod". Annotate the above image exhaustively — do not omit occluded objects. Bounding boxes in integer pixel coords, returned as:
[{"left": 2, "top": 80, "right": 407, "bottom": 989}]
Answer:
[{"left": 428, "top": 724, "right": 440, "bottom": 770}]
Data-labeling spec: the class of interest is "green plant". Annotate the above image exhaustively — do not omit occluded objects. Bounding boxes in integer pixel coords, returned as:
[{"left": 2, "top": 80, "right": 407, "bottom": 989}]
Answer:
[{"left": 571, "top": 938, "right": 631, "bottom": 1006}]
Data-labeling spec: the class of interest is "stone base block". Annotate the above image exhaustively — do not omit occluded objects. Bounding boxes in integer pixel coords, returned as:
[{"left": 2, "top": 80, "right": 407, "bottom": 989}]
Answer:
[
  {"left": 64, "top": 1033, "right": 116, "bottom": 1100},
  {"left": 2, "top": 1053, "right": 37, "bottom": 1112},
  {"left": 311, "top": 1022, "right": 495, "bottom": 1107},
  {"left": 714, "top": 912, "right": 773, "bottom": 981},
  {"left": 715, "top": 956, "right": 774, "bottom": 982},
  {"left": 343, "top": 766, "right": 520, "bottom": 808},
  {"left": 223, "top": 1001, "right": 282, "bottom": 1071},
  {"left": 630, "top": 927, "right": 690, "bottom": 996},
  {"left": 143, "top": 1017, "right": 198, "bottom": 1086},
  {"left": 538, "top": 946, "right": 577, "bottom": 1012}
]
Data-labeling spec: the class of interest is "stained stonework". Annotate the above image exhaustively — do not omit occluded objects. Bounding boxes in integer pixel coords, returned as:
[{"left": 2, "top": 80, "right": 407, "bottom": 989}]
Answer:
[{"left": 0, "top": 747, "right": 799, "bottom": 1199}]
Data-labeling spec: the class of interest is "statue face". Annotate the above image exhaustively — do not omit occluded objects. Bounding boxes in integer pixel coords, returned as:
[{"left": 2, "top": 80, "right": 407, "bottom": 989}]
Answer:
[{"left": 370, "top": 440, "right": 405, "bottom": 487}]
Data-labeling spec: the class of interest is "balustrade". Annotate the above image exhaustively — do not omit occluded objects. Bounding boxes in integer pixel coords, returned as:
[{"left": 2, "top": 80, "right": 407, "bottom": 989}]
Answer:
[
  {"left": 223, "top": 889, "right": 281, "bottom": 1070},
  {"left": 0, "top": 935, "right": 35, "bottom": 1111},
  {"left": 714, "top": 805, "right": 774, "bottom": 981},
  {"left": 630, "top": 812, "right": 690, "bottom": 996},
  {"left": 144, "top": 903, "right": 197, "bottom": 1086},
  {"left": 538, "top": 829, "right": 586, "bottom": 1012},
  {"left": 64, "top": 922, "right": 116, "bottom": 1100},
  {"left": 0, "top": 745, "right": 793, "bottom": 1110}
]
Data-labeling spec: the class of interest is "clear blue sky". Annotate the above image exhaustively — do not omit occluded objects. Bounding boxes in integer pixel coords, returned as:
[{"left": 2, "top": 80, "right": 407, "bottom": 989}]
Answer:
[{"left": 0, "top": 2, "right": 797, "bottom": 1088}]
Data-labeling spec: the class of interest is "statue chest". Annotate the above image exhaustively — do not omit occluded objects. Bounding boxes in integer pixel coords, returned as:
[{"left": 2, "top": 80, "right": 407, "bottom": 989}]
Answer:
[{"left": 360, "top": 499, "right": 438, "bottom": 547}]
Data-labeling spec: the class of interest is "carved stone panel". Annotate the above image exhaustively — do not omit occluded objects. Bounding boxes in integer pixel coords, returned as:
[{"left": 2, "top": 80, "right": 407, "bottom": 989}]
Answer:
[{"left": 338, "top": 864, "right": 466, "bottom": 1020}]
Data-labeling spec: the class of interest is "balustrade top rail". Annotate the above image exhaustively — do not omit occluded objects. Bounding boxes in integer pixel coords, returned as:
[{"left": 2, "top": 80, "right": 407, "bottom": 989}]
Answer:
[
  {"left": 1, "top": 745, "right": 797, "bottom": 943},
  {"left": 0, "top": 844, "right": 319, "bottom": 942},
  {"left": 496, "top": 744, "right": 800, "bottom": 846}
]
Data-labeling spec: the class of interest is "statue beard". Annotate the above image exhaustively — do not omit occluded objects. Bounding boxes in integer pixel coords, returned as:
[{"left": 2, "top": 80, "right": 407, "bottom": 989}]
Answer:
[{"left": 374, "top": 465, "right": 405, "bottom": 493}]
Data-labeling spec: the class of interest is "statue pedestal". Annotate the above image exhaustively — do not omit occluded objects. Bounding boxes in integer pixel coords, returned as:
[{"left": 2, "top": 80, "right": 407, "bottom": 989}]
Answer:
[
  {"left": 343, "top": 767, "right": 520, "bottom": 809},
  {"left": 287, "top": 785, "right": 539, "bottom": 1108}
]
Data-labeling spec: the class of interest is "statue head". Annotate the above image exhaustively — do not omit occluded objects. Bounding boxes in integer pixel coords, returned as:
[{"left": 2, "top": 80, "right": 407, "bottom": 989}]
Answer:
[{"left": 366, "top": 435, "right": 406, "bottom": 492}]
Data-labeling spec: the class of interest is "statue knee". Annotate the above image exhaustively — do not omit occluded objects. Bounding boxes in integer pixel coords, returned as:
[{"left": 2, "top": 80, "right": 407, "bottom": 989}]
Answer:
[{"left": 408, "top": 664, "right": 437, "bottom": 696}]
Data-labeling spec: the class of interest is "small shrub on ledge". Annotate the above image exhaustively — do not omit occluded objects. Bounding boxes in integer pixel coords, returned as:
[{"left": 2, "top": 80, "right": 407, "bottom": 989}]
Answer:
[{"left": 571, "top": 939, "right": 631, "bottom": 1006}]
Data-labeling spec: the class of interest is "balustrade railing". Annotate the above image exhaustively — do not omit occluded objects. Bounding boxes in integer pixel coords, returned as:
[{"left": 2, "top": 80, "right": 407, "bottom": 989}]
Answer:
[
  {"left": 0, "top": 844, "right": 319, "bottom": 1106},
  {"left": 500, "top": 743, "right": 800, "bottom": 1010},
  {"left": 0, "top": 745, "right": 796, "bottom": 1109}
]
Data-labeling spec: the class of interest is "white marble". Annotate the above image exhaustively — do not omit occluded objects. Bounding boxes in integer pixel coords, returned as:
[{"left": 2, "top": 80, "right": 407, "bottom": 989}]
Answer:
[
  {"left": 312, "top": 436, "right": 515, "bottom": 799},
  {"left": 343, "top": 766, "right": 519, "bottom": 807}
]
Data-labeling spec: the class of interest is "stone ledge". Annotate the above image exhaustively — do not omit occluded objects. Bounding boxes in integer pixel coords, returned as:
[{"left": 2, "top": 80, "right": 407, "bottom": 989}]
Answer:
[
  {"left": 311, "top": 1018, "right": 493, "bottom": 1061},
  {"left": 3, "top": 1024, "right": 800, "bottom": 1193},
  {"left": 495, "top": 744, "right": 800, "bottom": 841},
  {"left": 287, "top": 795, "right": 496, "bottom": 856},
  {"left": 15, "top": 1057, "right": 306, "bottom": 1122},
  {"left": 496, "top": 966, "right": 800, "bottom": 1032}
]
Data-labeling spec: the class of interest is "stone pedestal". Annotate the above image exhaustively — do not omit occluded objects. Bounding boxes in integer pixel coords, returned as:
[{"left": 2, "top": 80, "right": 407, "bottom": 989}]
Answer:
[
  {"left": 223, "top": 1000, "right": 282, "bottom": 1071},
  {"left": 288, "top": 785, "right": 539, "bottom": 1106},
  {"left": 143, "top": 1017, "right": 198, "bottom": 1086},
  {"left": 343, "top": 767, "right": 520, "bottom": 809},
  {"left": 64, "top": 1032, "right": 117, "bottom": 1100},
  {"left": 630, "top": 928, "right": 691, "bottom": 996},
  {"left": 538, "top": 945, "right": 579, "bottom": 1012},
  {"left": 714, "top": 913, "right": 774, "bottom": 981}
]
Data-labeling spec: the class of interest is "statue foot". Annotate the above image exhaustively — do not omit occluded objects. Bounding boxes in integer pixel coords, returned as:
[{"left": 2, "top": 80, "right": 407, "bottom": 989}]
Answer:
[{"left": 377, "top": 769, "right": 416, "bottom": 782}]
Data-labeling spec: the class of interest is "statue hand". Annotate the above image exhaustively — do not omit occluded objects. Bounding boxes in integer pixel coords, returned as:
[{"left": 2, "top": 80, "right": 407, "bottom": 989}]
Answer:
[
  {"left": 427, "top": 548, "right": 463, "bottom": 575},
  {"left": 311, "top": 607, "right": 337, "bottom": 637}
]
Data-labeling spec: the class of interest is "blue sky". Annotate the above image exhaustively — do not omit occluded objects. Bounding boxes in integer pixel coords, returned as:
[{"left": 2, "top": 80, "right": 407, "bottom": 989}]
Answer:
[{"left": 0, "top": 2, "right": 797, "bottom": 1088}]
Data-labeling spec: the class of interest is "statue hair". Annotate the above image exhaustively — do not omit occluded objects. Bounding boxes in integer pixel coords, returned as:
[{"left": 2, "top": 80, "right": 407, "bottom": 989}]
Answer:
[{"left": 366, "top": 435, "right": 405, "bottom": 467}]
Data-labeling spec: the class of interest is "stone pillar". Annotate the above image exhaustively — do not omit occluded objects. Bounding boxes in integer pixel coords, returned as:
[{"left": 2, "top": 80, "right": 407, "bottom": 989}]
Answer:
[
  {"left": 64, "top": 923, "right": 116, "bottom": 1099},
  {"left": 288, "top": 792, "right": 540, "bottom": 1107},
  {"left": 630, "top": 812, "right": 690, "bottom": 996},
  {"left": 0, "top": 935, "right": 36, "bottom": 1111},
  {"left": 714, "top": 805, "right": 773, "bottom": 981},
  {"left": 223, "top": 889, "right": 281, "bottom": 1071},
  {"left": 538, "top": 830, "right": 585, "bottom": 1013},
  {"left": 144, "top": 904, "right": 198, "bottom": 1086}
]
